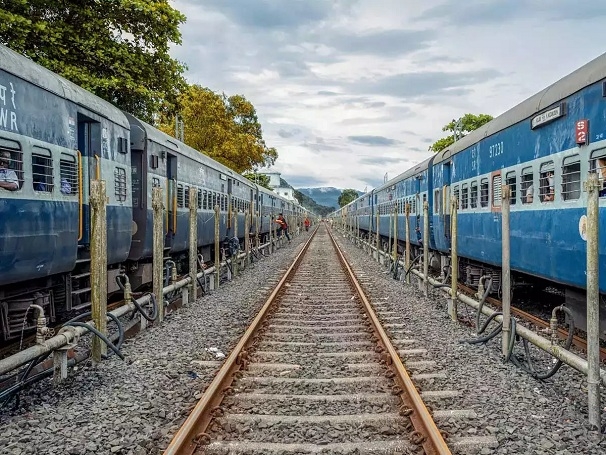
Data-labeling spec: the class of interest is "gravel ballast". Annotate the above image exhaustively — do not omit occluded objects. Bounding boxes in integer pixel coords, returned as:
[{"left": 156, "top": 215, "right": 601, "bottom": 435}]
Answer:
[
  {"left": 333, "top": 230, "right": 606, "bottom": 455},
  {"left": 0, "top": 235, "right": 307, "bottom": 455}
]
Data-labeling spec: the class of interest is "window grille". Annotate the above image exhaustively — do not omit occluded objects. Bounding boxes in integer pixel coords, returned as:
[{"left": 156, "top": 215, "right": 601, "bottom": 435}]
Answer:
[
  {"left": 184, "top": 186, "right": 190, "bottom": 208},
  {"left": 492, "top": 175, "right": 502, "bottom": 207},
  {"left": 453, "top": 186, "right": 460, "bottom": 210},
  {"left": 461, "top": 184, "right": 468, "bottom": 209},
  {"left": 470, "top": 182, "right": 478, "bottom": 208},
  {"left": 198, "top": 189, "right": 203, "bottom": 209},
  {"left": 32, "top": 147, "right": 53, "bottom": 192},
  {"left": 506, "top": 172, "right": 516, "bottom": 205},
  {"left": 0, "top": 138, "right": 23, "bottom": 190},
  {"left": 590, "top": 149, "right": 606, "bottom": 198},
  {"left": 521, "top": 167, "right": 533, "bottom": 204},
  {"left": 114, "top": 167, "right": 127, "bottom": 202},
  {"left": 539, "top": 161, "right": 555, "bottom": 203},
  {"left": 177, "top": 184, "right": 184, "bottom": 208},
  {"left": 59, "top": 154, "right": 78, "bottom": 195},
  {"left": 561, "top": 156, "right": 581, "bottom": 201},
  {"left": 480, "top": 178, "right": 489, "bottom": 207}
]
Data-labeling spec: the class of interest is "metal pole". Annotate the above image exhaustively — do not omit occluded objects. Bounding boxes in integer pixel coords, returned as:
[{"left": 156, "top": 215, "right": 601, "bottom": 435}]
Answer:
[
  {"left": 214, "top": 205, "right": 220, "bottom": 289},
  {"left": 501, "top": 185, "right": 511, "bottom": 358},
  {"left": 152, "top": 187, "right": 164, "bottom": 323},
  {"left": 90, "top": 180, "right": 107, "bottom": 362},
  {"left": 450, "top": 198, "right": 458, "bottom": 321},
  {"left": 423, "top": 200, "right": 429, "bottom": 296},
  {"left": 375, "top": 210, "right": 380, "bottom": 262},
  {"left": 586, "top": 172, "right": 601, "bottom": 430},
  {"left": 405, "top": 204, "right": 411, "bottom": 284},
  {"left": 188, "top": 189, "right": 197, "bottom": 303}
]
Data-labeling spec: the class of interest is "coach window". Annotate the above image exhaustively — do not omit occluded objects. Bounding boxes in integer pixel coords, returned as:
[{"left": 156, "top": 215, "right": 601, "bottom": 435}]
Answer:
[
  {"left": 480, "top": 178, "right": 489, "bottom": 208},
  {"left": 590, "top": 148, "right": 606, "bottom": 197},
  {"left": 492, "top": 174, "right": 502, "bottom": 207},
  {"left": 461, "top": 184, "right": 468, "bottom": 209},
  {"left": 470, "top": 181, "right": 478, "bottom": 208},
  {"left": 184, "top": 186, "right": 191, "bottom": 208},
  {"left": 506, "top": 171, "right": 516, "bottom": 205},
  {"left": 59, "top": 154, "right": 78, "bottom": 195},
  {"left": 0, "top": 138, "right": 23, "bottom": 191},
  {"left": 32, "top": 147, "right": 53, "bottom": 192},
  {"left": 114, "top": 167, "right": 127, "bottom": 202},
  {"left": 197, "top": 189, "right": 202, "bottom": 209},
  {"left": 434, "top": 189, "right": 441, "bottom": 214},
  {"left": 562, "top": 156, "right": 581, "bottom": 201},
  {"left": 539, "top": 161, "right": 555, "bottom": 203},
  {"left": 521, "top": 167, "right": 534, "bottom": 204},
  {"left": 177, "top": 184, "right": 184, "bottom": 208},
  {"left": 453, "top": 185, "right": 460, "bottom": 209}
]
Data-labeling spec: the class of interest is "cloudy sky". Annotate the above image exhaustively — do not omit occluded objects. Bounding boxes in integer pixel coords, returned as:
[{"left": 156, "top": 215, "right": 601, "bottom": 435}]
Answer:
[{"left": 170, "top": 0, "right": 606, "bottom": 191}]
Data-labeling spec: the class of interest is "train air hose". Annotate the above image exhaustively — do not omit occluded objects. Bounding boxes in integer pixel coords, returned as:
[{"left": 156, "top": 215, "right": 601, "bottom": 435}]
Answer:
[{"left": 115, "top": 275, "right": 158, "bottom": 323}]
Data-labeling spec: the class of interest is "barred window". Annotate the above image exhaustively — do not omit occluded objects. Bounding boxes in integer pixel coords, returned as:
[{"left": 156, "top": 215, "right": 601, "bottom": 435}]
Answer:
[
  {"left": 470, "top": 181, "right": 478, "bottom": 208},
  {"left": 453, "top": 185, "right": 460, "bottom": 210},
  {"left": 520, "top": 168, "right": 534, "bottom": 204},
  {"left": 506, "top": 172, "right": 516, "bottom": 205},
  {"left": 480, "top": 178, "right": 489, "bottom": 208},
  {"left": 562, "top": 156, "right": 580, "bottom": 201},
  {"left": 492, "top": 175, "right": 502, "bottom": 207},
  {"left": 590, "top": 149, "right": 606, "bottom": 198},
  {"left": 114, "top": 167, "right": 127, "bottom": 202},
  {"left": 198, "top": 189, "right": 203, "bottom": 209},
  {"left": 434, "top": 189, "right": 441, "bottom": 214},
  {"left": 0, "top": 138, "right": 23, "bottom": 191},
  {"left": 32, "top": 147, "right": 53, "bottom": 192},
  {"left": 59, "top": 154, "right": 78, "bottom": 195},
  {"left": 184, "top": 186, "right": 190, "bottom": 208},
  {"left": 539, "top": 161, "right": 555, "bottom": 203},
  {"left": 177, "top": 184, "right": 184, "bottom": 208},
  {"left": 461, "top": 184, "right": 468, "bottom": 209}
]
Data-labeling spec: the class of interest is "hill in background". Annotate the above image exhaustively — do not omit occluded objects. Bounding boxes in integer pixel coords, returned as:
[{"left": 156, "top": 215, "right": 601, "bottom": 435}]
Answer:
[
  {"left": 296, "top": 187, "right": 364, "bottom": 210},
  {"left": 278, "top": 179, "right": 336, "bottom": 216}
]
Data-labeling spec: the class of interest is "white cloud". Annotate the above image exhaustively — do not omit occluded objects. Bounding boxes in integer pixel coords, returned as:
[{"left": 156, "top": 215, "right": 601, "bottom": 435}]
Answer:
[{"left": 170, "top": 0, "right": 606, "bottom": 190}]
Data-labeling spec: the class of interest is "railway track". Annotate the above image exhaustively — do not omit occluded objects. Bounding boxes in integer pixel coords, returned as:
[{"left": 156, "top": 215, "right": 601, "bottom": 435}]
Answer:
[{"left": 164, "top": 224, "right": 497, "bottom": 454}]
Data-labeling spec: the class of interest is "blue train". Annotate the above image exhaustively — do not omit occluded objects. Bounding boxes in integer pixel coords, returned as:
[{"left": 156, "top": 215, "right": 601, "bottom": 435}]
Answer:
[
  {"left": 0, "top": 44, "right": 308, "bottom": 342},
  {"left": 334, "top": 52, "right": 606, "bottom": 334}
]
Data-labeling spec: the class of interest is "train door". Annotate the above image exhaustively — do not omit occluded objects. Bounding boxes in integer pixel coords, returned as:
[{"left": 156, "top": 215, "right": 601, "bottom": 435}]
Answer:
[
  {"left": 77, "top": 115, "right": 101, "bottom": 246},
  {"left": 166, "top": 153, "right": 177, "bottom": 244},
  {"left": 441, "top": 161, "right": 451, "bottom": 240},
  {"left": 128, "top": 148, "right": 146, "bottom": 259}
]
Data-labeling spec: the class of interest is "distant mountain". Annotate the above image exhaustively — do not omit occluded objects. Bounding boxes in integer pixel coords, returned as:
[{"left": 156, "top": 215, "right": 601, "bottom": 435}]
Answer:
[
  {"left": 278, "top": 179, "right": 336, "bottom": 216},
  {"left": 296, "top": 187, "right": 364, "bottom": 210}
]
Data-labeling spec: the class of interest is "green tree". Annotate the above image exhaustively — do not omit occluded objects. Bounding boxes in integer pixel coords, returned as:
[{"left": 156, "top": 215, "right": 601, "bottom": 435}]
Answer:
[
  {"left": 243, "top": 173, "right": 272, "bottom": 189},
  {"left": 338, "top": 189, "right": 359, "bottom": 207},
  {"left": 429, "top": 113, "right": 493, "bottom": 153},
  {"left": 159, "top": 85, "right": 278, "bottom": 173},
  {"left": 0, "top": 0, "right": 187, "bottom": 122}
]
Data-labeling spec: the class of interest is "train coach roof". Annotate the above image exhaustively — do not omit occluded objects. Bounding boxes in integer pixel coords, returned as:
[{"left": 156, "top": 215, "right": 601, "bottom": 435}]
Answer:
[
  {"left": 0, "top": 45, "right": 129, "bottom": 129},
  {"left": 434, "top": 51, "right": 606, "bottom": 165},
  {"left": 374, "top": 155, "right": 433, "bottom": 193},
  {"left": 125, "top": 112, "right": 252, "bottom": 185}
]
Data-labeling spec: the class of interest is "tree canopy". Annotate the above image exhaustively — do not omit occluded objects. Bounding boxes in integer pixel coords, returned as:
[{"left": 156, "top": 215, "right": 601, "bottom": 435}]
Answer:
[
  {"left": 428, "top": 113, "right": 493, "bottom": 153},
  {"left": 243, "top": 173, "right": 271, "bottom": 190},
  {"left": 158, "top": 85, "right": 278, "bottom": 173},
  {"left": 338, "top": 189, "right": 360, "bottom": 207},
  {"left": 0, "top": 0, "right": 187, "bottom": 122}
]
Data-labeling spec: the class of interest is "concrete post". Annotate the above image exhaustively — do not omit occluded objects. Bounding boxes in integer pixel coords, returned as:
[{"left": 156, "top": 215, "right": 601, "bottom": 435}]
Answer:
[
  {"left": 405, "top": 204, "right": 411, "bottom": 285},
  {"left": 245, "top": 211, "right": 250, "bottom": 268},
  {"left": 90, "top": 180, "right": 107, "bottom": 362},
  {"left": 392, "top": 205, "right": 398, "bottom": 266},
  {"left": 233, "top": 211, "right": 239, "bottom": 277},
  {"left": 375, "top": 210, "right": 380, "bottom": 262},
  {"left": 450, "top": 198, "right": 458, "bottom": 321},
  {"left": 53, "top": 347, "right": 68, "bottom": 385},
  {"left": 423, "top": 200, "right": 429, "bottom": 297},
  {"left": 214, "top": 205, "right": 220, "bottom": 289},
  {"left": 501, "top": 185, "right": 511, "bottom": 358},
  {"left": 586, "top": 172, "right": 601, "bottom": 430},
  {"left": 188, "top": 189, "right": 197, "bottom": 303},
  {"left": 152, "top": 187, "right": 164, "bottom": 323}
]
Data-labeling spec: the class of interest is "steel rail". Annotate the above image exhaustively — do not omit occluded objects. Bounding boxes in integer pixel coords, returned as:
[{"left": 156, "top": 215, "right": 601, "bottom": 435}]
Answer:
[
  {"left": 326, "top": 227, "right": 452, "bottom": 455},
  {"left": 163, "top": 226, "right": 319, "bottom": 455}
]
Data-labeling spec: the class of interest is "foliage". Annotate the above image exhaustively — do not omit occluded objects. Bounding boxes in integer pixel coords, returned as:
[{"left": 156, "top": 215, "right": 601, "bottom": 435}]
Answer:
[
  {"left": 243, "top": 173, "right": 272, "bottom": 189},
  {"left": 338, "top": 188, "right": 360, "bottom": 207},
  {"left": 428, "top": 113, "right": 494, "bottom": 153},
  {"left": 158, "top": 85, "right": 278, "bottom": 173},
  {"left": 0, "top": 0, "right": 188, "bottom": 122},
  {"left": 293, "top": 189, "right": 335, "bottom": 217}
]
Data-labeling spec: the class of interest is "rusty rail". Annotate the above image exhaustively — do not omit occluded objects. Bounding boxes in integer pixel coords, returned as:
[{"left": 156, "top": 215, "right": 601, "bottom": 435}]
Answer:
[
  {"left": 326, "top": 227, "right": 451, "bottom": 455},
  {"left": 163, "top": 226, "right": 319, "bottom": 455}
]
